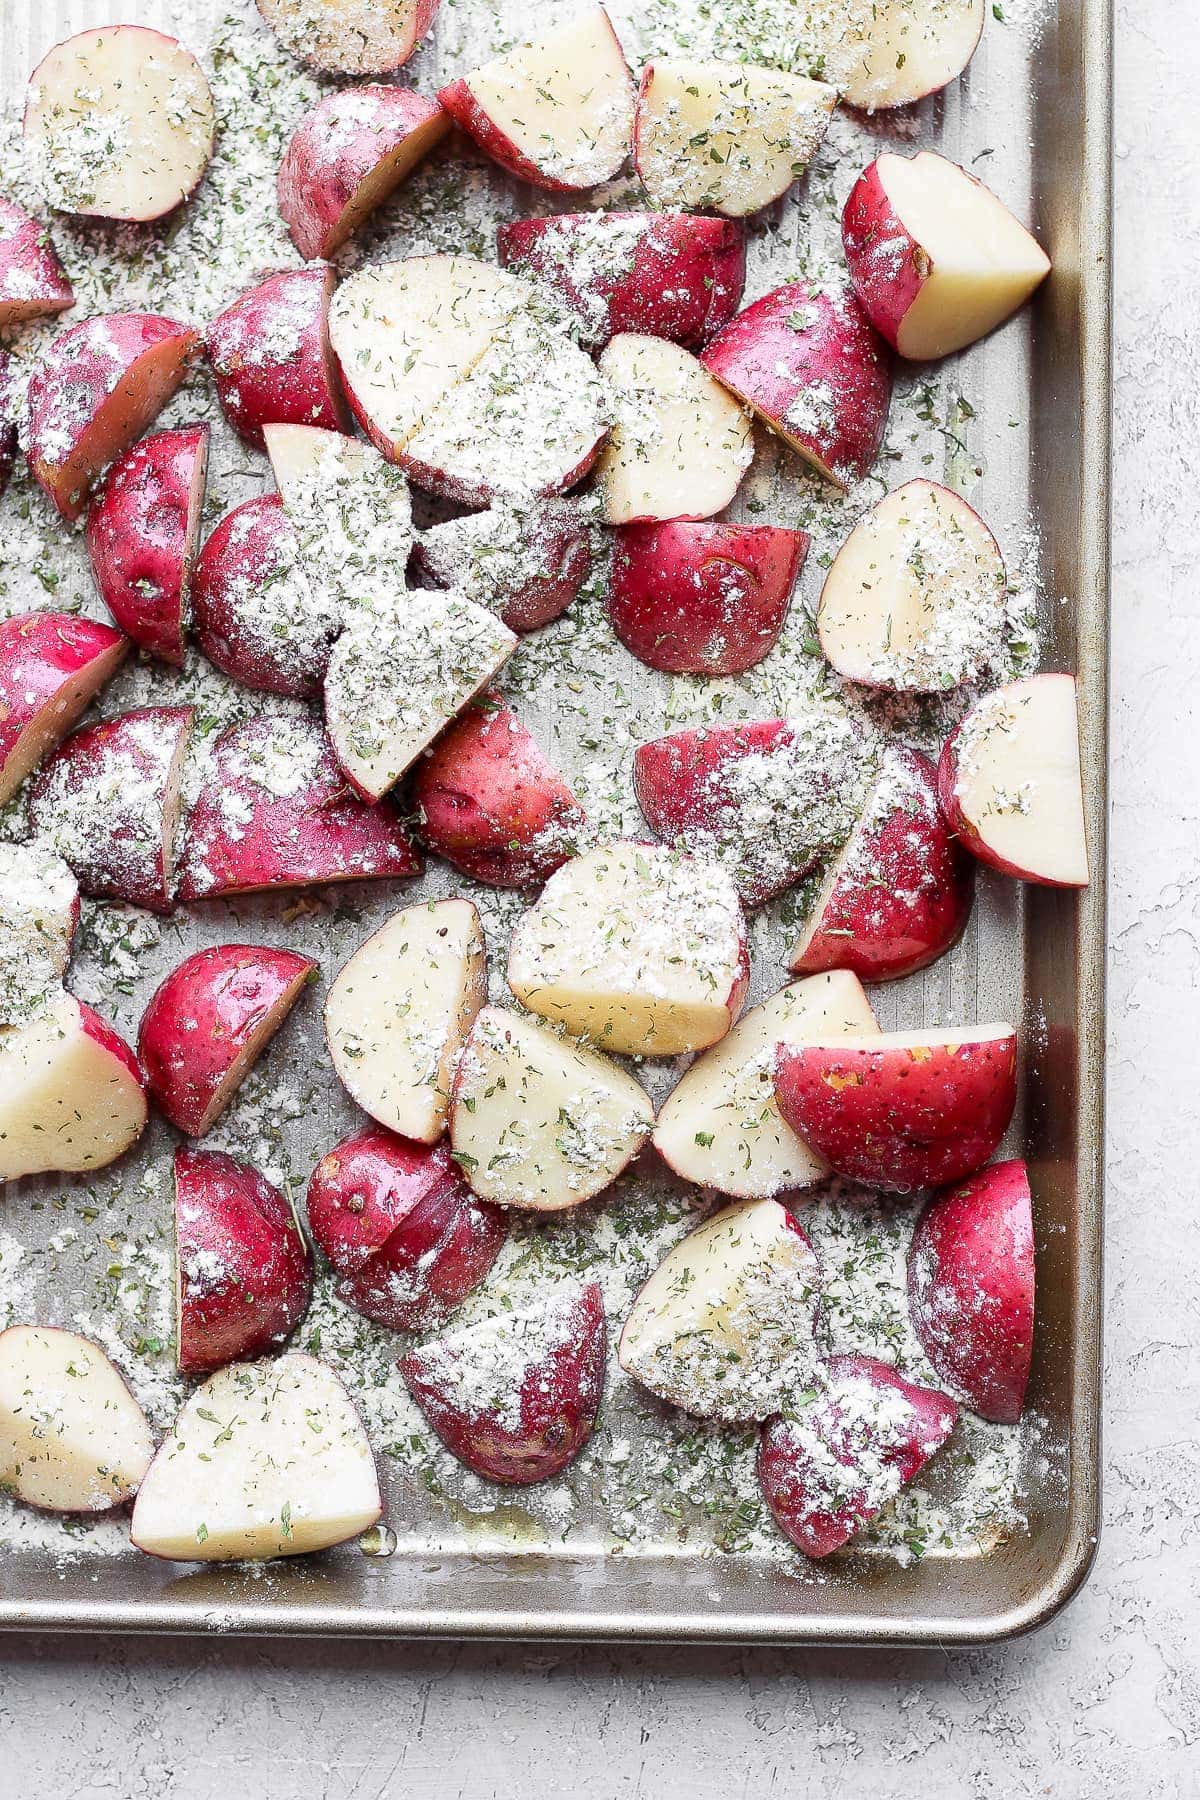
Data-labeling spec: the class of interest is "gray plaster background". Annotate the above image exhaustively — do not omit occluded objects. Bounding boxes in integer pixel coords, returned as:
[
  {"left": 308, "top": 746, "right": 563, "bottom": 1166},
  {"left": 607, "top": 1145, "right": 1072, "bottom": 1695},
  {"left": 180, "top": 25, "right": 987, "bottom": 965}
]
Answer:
[{"left": 0, "top": 3, "right": 1196, "bottom": 1794}]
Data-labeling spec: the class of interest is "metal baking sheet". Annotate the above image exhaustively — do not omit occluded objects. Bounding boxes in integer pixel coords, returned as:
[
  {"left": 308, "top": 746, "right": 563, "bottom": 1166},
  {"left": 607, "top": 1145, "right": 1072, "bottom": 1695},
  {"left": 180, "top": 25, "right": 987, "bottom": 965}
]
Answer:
[{"left": 0, "top": 0, "right": 1109, "bottom": 1642}]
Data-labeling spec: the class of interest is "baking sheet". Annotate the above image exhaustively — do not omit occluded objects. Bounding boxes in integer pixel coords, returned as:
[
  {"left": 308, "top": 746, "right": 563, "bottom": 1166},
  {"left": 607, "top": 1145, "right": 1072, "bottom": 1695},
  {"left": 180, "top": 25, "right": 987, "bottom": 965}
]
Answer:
[{"left": 0, "top": 0, "right": 1109, "bottom": 1642}]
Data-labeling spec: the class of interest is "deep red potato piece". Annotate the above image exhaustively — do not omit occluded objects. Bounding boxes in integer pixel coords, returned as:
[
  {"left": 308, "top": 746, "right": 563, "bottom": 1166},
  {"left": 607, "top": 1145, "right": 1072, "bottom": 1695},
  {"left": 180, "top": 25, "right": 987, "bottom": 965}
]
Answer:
[
  {"left": 27, "top": 705, "right": 193, "bottom": 914},
  {"left": 279, "top": 86, "right": 450, "bottom": 261},
  {"left": 701, "top": 283, "right": 892, "bottom": 491},
  {"left": 496, "top": 211, "right": 745, "bottom": 352},
  {"left": 86, "top": 423, "right": 209, "bottom": 666},
  {"left": 401, "top": 1281, "right": 606, "bottom": 1485},
  {"left": 25, "top": 313, "right": 200, "bottom": 520},
  {"left": 412, "top": 701, "right": 585, "bottom": 888},
  {"left": 790, "top": 746, "right": 974, "bottom": 982},
  {"left": 416, "top": 496, "right": 598, "bottom": 633},
  {"left": 174, "top": 1145, "right": 313, "bottom": 1377},
  {"left": 307, "top": 1129, "right": 507, "bottom": 1333},
  {"left": 775, "top": 1025, "right": 1018, "bottom": 1194},
  {"left": 0, "top": 351, "right": 15, "bottom": 498},
  {"left": 908, "top": 1159, "right": 1035, "bottom": 1424},
  {"left": 177, "top": 713, "right": 422, "bottom": 901},
  {"left": 256, "top": 0, "right": 440, "bottom": 76},
  {"left": 758, "top": 1354, "right": 959, "bottom": 1558},
  {"left": 0, "top": 613, "right": 128, "bottom": 805},
  {"left": 139, "top": 944, "right": 316, "bottom": 1136},
  {"left": 206, "top": 266, "right": 351, "bottom": 450},
  {"left": 0, "top": 197, "right": 74, "bottom": 326},
  {"left": 608, "top": 521, "right": 808, "bottom": 677}
]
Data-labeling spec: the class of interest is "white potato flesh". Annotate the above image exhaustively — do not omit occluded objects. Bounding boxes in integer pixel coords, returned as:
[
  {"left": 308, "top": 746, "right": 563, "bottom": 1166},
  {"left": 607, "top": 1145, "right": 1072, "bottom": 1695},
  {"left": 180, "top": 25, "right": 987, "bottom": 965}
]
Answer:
[
  {"left": 265, "top": 423, "right": 414, "bottom": 623},
  {"left": 818, "top": 478, "right": 1006, "bottom": 692},
  {"left": 881, "top": 153, "right": 1051, "bottom": 359},
  {"left": 595, "top": 334, "right": 753, "bottom": 525},
  {"left": 450, "top": 1006, "right": 653, "bottom": 1211},
  {"left": 326, "top": 898, "right": 486, "bottom": 1143},
  {"left": 257, "top": 0, "right": 434, "bottom": 76},
  {"left": 951, "top": 674, "right": 1089, "bottom": 886},
  {"left": 618, "top": 1198, "right": 821, "bottom": 1421},
  {"left": 25, "top": 27, "right": 214, "bottom": 222},
  {"left": 328, "top": 256, "right": 527, "bottom": 454},
  {"left": 635, "top": 58, "right": 836, "bottom": 217},
  {"left": 839, "top": 0, "right": 984, "bottom": 110},
  {"left": 462, "top": 6, "right": 634, "bottom": 187},
  {"left": 507, "top": 840, "right": 747, "bottom": 1057},
  {"left": 653, "top": 972, "right": 881, "bottom": 1199},
  {"left": 0, "top": 1326, "right": 154, "bottom": 1513},
  {"left": 0, "top": 991, "right": 147, "bottom": 1180},
  {"left": 130, "top": 1355, "right": 381, "bottom": 1561}
]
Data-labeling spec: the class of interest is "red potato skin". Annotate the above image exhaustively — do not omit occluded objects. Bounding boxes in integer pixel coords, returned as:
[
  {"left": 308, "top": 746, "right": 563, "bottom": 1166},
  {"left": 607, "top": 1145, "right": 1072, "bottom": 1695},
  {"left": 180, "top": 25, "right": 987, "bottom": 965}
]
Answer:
[
  {"left": 411, "top": 700, "right": 585, "bottom": 887},
  {"left": 401, "top": 1280, "right": 607, "bottom": 1484},
  {"left": 177, "top": 716, "right": 422, "bottom": 901},
  {"left": 174, "top": 1146, "right": 312, "bottom": 1378},
  {"left": 307, "top": 1129, "right": 507, "bottom": 1332},
  {"left": 206, "top": 266, "right": 351, "bottom": 450},
  {"left": 775, "top": 1031, "right": 1018, "bottom": 1194},
  {"left": 0, "top": 197, "right": 74, "bottom": 327},
  {"left": 701, "top": 284, "right": 892, "bottom": 490},
  {"left": 278, "top": 87, "right": 450, "bottom": 261},
  {"left": 0, "top": 351, "right": 15, "bottom": 497},
  {"left": 79, "top": 1000, "right": 148, "bottom": 1097},
  {"left": 496, "top": 212, "right": 746, "bottom": 351},
  {"left": 191, "top": 493, "right": 334, "bottom": 699},
  {"left": 0, "top": 612, "right": 128, "bottom": 803},
  {"left": 908, "top": 1159, "right": 1035, "bottom": 1424},
  {"left": 791, "top": 748, "right": 975, "bottom": 981},
  {"left": 139, "top": 944, "right": 316, "bottom": 1136},
  {"left": 608, "top": 521, "right": 808, "bottom": 676},
  {"left": 416, "top": 498, "right": 597, "bottom": 634},
  {"left": 757, "top": 1354, "right": 959, "bottom": 1558},
  {"left": 25, "top": 313, "right": 200, "bottom": 520},
  {"left": 841, "top": 159, "right": 930, "bottom": 355},
  {"left": 85, "top": 424, "right": 210, "bottom": 665}
]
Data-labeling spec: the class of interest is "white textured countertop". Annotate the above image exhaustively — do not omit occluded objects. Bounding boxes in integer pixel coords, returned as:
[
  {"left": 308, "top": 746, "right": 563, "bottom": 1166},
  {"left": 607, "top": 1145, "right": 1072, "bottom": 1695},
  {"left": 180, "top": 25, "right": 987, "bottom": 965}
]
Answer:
[{"left": 1, "top": 2, "right": 1195, "bottom": 1793}]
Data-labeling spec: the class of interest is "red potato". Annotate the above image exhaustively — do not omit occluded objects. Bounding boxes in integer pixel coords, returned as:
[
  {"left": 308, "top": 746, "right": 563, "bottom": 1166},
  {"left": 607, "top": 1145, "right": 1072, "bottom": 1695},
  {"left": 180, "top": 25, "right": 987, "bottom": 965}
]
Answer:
[
  {"left": 0, "top": 197, "right": 73, "bottom": 326},
  {"left": 85, "top": 423, "right": 210, "bottom": 666},
  {"left": 177, "top": 713, "right": 422, "bottom": 901},
  {"left": 775, "top": 1024, "right": 1018, "bottom": 1195},
  {"left": 401, "top": 1281, "right": 606, "bottom": 1484},
  {"left": 257, "top": 0, "right": 440, "bottom": 75},
  {"left": 27, "top": 705, "right": 193, "bottom": 914},
  {"left": 0, "top": 842, "right": 79, "bottom": 978},
  {"left": 0, "top": 612, "right": 127, "bottom": 805},
  {"left": 24, "top": 26, "right": 214, "bottom": 223},
  {"left": 908, "top": 1159, "right": 1035, "bottom": 1424},
  {"left": 278, "top": 86, "right": 450, "bottom": 262},
  {"left": 412, "top": 701, "right": 585, "bottom": 888},
  {"left": 417, "top": 496, "right": 598, "bottom": 633},
  {"left": 192, "top": 494, "right": 340, "bottom": 699},
  {"left": 0, "top": 1326, "right": 154, "bottom": 1513},
  {"left": 25, "top": 313, "right": 200, "bottom": 521},
  {"left": 608, "top": 520, "right": 807, "bottom": 676},
  {"left": 633, "top": 716, "right": 872, "bottom": 908},
  {"left": 0, "top": 351, "right": 14, "bottom": 497},
  {"left": 0, "top": 990, "right": 147, "bottom": 1181},
  {"left": 206, "top": 266, "right": 351, "bottom": 451},
  {"left": 790, "top": 746, "right": 974, "bottom": 981},
  {"left": 937, "top": 673, "right": 1090, "bottom": 888},
  {"left": 307, "top": 1129, "right": 506, "bottom": 1334},
  {"left": 174, "top": 1146, "right": 313, "bottom": 1378},
  {"left": 758, "top": 1354, "right": 959, "bottom": 1559},
  {"left": 496, "top": 212, "right": 745, "bottom": 353},
  {"left": 835, "top": 0, "right": 984, "bottom": 111},
  {"left": 843, "top": 152, "right": 1051, "bottom": 362},
  {"left": 437, "top": 6, "right": 635, "bottom": 193},
  {"left": 701, "top": 283, "right": 891, "bottom": 491},
  {"left": 140, "top": 944, "right": 316, "bottom": 1136}
]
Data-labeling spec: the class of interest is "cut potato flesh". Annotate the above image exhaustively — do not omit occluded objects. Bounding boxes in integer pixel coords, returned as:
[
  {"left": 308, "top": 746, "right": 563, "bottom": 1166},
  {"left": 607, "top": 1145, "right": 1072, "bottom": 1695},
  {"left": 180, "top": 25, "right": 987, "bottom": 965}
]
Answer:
[
  {"left": 326, "top": 898, "right": 486, "bottom": 1144},
  {"left": 653, "top": 973, "right": 880, "bottom": 1199},
  {"left": 0, "top": 992, "right": 146, "bottom": 1180},
  {"left": 0, "top": 1326, "right": 154, "bottom": 1512},
  {"left": 130, "top": 1355, "right": 381, "bottom": 1561},
  {"left": 451, "top": 1006, "right": 653, "bottom": 1211},
  {"left": 839, "top": 0, "right": 984, "bottom": 110},
  {"left": 265, "top": 423, "right": 414, "bottom": 623},
  {"left": 949, "top": 674, "right": 1089, "bottom": 885},
  {"left": 635, "top": 59, "right": 836, "bottom": 217},
  {"left": 507, "top": 840, "right": 747, "bottom": 1057},
  {"left": 595, "top": 334, "right": 753, "bottom": 525},
  {"left": 618, "top": 1198, "right": 821, "bottom": 1421},
  {"left": 818, "top": 478, "right": 1005, "bottom": 692},
  {"left": 25, "top": 27, "right": 214, "bottom": 222},
  {"left": 882, "top": 153, "right": 1051, "bottom": 359}
]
